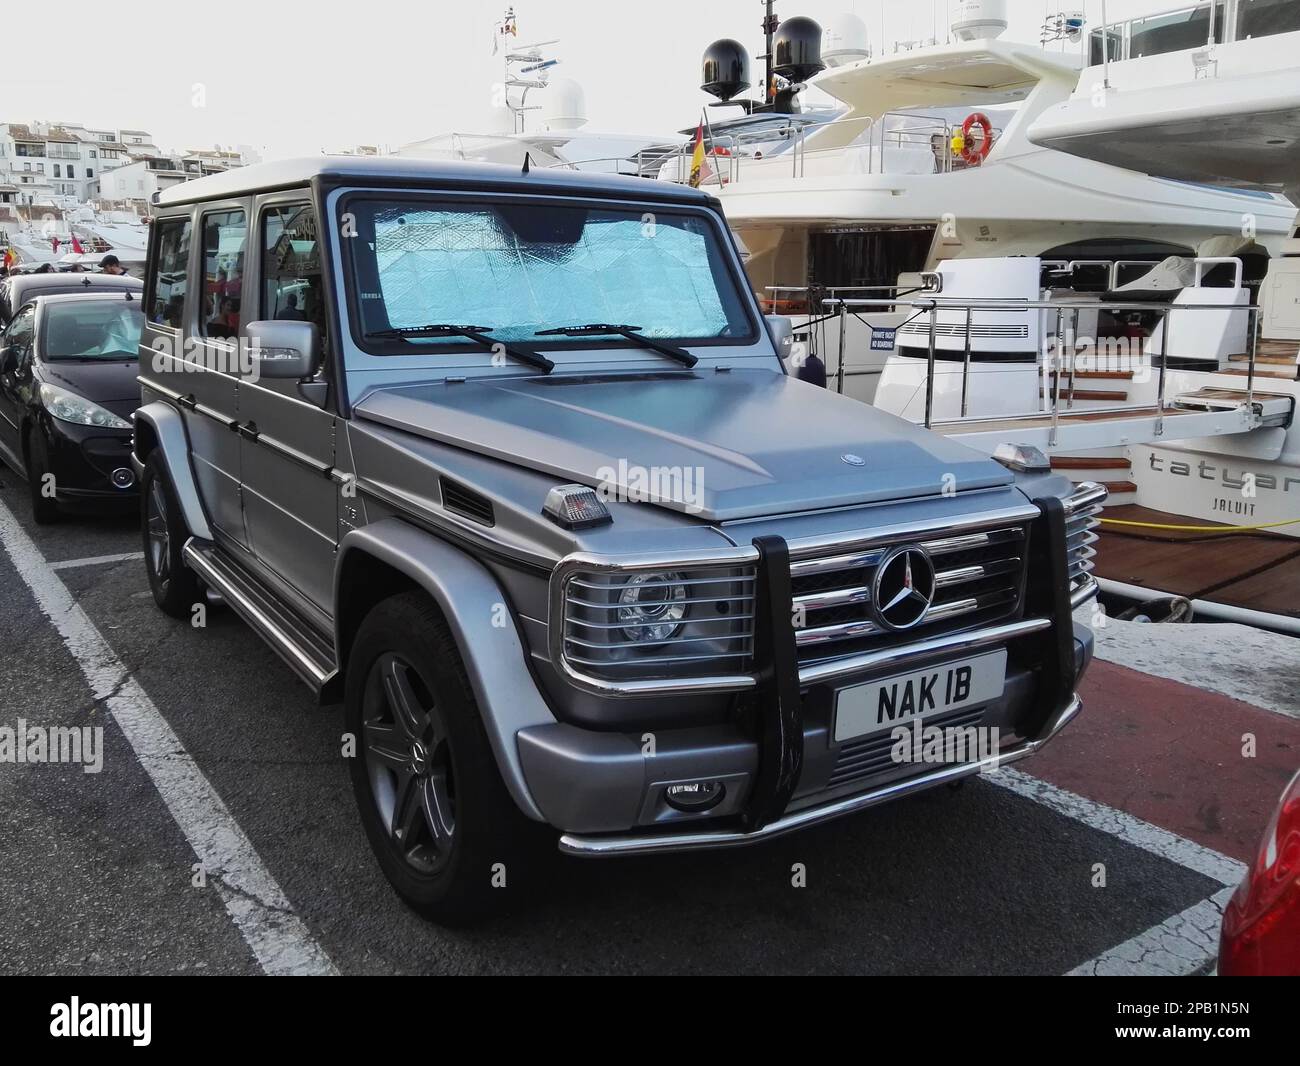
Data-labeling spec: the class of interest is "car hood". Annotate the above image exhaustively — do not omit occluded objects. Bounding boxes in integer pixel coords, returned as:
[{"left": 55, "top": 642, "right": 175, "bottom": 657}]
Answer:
[
  {"left": 353, "top": 369, "right": 1013, "bottom": 522},
  {"left": 38, "top": 358, "right": 140, "bottom": 418}
]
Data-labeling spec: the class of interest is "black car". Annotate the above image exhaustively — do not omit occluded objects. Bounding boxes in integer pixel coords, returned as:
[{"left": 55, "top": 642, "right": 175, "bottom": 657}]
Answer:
[
  {"left": 0, "top": 292, "right": 144, "bottom": 523},
  {"left": 0, "top": 271, "right": 142, "bottom": 325}
]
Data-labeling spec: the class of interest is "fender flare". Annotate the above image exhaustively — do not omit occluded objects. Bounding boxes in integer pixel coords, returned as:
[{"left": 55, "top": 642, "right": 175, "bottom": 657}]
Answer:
[
  {"left": 335, "top": 520, "right": 555, "bottom": 822},
  {"left": 131, "top": 401, "right": 213, "bottom": 541}
]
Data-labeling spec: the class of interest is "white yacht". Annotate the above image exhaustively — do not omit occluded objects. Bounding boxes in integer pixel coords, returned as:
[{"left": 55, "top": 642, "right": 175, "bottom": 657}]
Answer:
[
  {"left": 657, "top": 2, "right": 1295, "bottom": 415},
  {"left": 849, "top": 0, "right": 1300, "bottom": 628}
]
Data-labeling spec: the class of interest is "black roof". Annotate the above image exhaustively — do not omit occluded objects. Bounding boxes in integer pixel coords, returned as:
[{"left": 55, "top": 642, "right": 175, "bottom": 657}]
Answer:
[{"left": 156, "top": 155, "right": 716, "bottom": 209}]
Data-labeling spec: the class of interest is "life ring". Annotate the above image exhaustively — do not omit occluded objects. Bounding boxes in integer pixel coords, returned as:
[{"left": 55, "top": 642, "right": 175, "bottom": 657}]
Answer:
[{"left": 960, "top": 112, "right": 994, "bottom": 164}]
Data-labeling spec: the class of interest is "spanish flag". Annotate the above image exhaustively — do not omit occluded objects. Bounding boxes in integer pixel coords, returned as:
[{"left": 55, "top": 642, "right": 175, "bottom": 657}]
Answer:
[{"left": 688, "top": 121, "right": 705, "bottom": 188}]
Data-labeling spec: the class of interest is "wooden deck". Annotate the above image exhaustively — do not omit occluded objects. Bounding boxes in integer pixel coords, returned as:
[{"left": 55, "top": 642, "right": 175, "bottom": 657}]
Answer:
[{"left": 1092, "top": 504, "right": 1300, "bottom": 619}]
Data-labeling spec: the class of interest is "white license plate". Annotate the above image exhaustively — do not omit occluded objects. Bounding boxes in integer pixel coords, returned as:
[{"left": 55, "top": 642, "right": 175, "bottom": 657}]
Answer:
[{"left": 833, "top": 650, "right": 1007, "bottom": 743}]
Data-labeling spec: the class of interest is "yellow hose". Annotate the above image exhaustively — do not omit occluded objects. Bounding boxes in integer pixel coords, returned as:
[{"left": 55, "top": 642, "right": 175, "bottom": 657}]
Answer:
[{"left": 1099, "top": 516, "right": 1300, "bottom": 533}]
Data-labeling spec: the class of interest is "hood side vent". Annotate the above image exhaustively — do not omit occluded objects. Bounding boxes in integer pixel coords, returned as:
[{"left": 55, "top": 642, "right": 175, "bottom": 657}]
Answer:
[{"left": 439, "top": 477, "right": 496, "bottom": 527}]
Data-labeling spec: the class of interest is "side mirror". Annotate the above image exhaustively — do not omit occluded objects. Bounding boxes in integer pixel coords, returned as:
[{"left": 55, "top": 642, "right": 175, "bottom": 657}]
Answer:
[
  {"left": 765, "top": 314, "right": 794, "bottom": 362},
  {"left": 243, "top": 320, "right": 321, "bottom": 380}
]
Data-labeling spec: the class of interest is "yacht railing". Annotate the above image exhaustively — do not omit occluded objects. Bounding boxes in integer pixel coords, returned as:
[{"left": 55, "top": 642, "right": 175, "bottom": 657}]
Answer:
[
  {"left": 553, "top": 110, "right": 1001, "bottom": 185},
  {"left": 821, "top": 295, "right": 1264, "bottom": 444}
]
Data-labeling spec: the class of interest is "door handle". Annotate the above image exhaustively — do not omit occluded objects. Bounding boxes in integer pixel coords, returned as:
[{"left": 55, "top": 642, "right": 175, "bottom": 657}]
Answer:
[{"left": 235, "top": 421, "right": 259, "bottom": 442}]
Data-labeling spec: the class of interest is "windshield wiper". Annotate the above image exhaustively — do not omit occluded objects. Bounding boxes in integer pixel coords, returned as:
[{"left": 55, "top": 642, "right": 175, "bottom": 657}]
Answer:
[
  {"left": 364, "top": 323, "right": 553, "bottom": 373},
  {"left": 534, "top": 323, "right": 698, "bottom": 368}
]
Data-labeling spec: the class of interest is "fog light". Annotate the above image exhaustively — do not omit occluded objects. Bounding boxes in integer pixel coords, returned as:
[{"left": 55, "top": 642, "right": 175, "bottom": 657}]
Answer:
[
  {"left": 664, "top": 779, "right": 725, "bottom": 812},
  {"left": 110, "top": 467, "right": 136, "bottom": 489}
]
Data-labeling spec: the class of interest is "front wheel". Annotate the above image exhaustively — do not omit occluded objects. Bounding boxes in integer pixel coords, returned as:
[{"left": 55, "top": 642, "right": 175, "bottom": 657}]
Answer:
[
  {"left": 141, "top": 452, "right": 201, "bottom": 618},
  {"left": 344, "top": 591, "right": 548, "bottom": 924},
  {"left": 25, "top": 428, "right": 59, "bottom": 525}
]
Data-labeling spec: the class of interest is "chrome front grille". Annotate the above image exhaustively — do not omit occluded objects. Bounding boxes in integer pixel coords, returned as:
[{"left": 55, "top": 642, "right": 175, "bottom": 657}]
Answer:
[
  {"left": 1064, "top": 482, "right": 1107, "bottom": 606},
  {"left": 789, "top": 525, "right": 1027, "bottom": 658}
]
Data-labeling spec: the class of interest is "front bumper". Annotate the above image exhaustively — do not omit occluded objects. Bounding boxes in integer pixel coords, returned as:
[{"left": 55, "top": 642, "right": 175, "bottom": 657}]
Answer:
[
  {"left": 518, "top": 617, "right": 1093, "bottom": 852},
  {"left": 42, "top": 420, "right": 137, "bottom": 503},
  {"left": 518, "top": 490, "right": 1094, "bottom": 855},
  {"left": 558, "top": 696, "right": 1082, "bottom": 857}
]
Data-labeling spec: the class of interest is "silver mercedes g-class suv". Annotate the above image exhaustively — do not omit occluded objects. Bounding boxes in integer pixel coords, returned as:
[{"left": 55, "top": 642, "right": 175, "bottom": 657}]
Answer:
[{"left": 133, "top": 157, "right": 1102, "bottom": 923}]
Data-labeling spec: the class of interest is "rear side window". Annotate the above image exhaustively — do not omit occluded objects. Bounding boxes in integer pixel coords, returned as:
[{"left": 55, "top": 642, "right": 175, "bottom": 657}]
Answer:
[
  {"left": 147, "top": 217, "right": 192, "bottom": 329},
  {"left": 200, "top": 209, "right": 247, "bottom": 339},
  {"left": 261, "top": 204, "right": 324, "bottom": 343}
]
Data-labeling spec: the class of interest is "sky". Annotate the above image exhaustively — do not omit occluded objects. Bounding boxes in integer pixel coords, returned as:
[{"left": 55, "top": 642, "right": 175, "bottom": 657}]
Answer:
[{"left": 2, "top": 0, "right": 1167, "bottom": 159}]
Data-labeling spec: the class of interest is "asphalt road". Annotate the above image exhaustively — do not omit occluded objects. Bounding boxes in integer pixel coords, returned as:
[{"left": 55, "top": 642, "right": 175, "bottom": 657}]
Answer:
[{"left": 0, "top": 469, "right": 1227, "bottom": 975}]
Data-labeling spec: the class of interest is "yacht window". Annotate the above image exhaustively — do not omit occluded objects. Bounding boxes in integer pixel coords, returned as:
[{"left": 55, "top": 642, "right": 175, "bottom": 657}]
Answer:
[
  {"left": 1237, "top": 0, "right": 1300, "bottom": 38},
  {"left": 1129, "top": 3, "right": 1226, "bottom": 57},
  {"left": 808, "top": 228, "right": 933, "bottom": 294}
]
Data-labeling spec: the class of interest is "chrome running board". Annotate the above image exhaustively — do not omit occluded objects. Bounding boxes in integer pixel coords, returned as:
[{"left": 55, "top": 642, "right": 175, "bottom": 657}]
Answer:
[{"left": 182, "top": 539, "right": 338, "bottom": 697}]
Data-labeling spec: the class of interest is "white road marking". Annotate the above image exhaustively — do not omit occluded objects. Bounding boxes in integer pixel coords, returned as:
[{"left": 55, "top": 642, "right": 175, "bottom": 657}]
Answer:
[
  {"left": 992, "top": 769, "right": 1247, "bottom": 977},
  {"left": 50, "top": 551, "right": 145, "bottom": 571},
  {"left": 0, "top": 497, "right": 337, "bottom": 976},
  {"left": 993, "top": 769, "right": 1245, "bottom": 887},
  {"left": 1066, "top": 888, "right": 1234, "bottom": 977}
]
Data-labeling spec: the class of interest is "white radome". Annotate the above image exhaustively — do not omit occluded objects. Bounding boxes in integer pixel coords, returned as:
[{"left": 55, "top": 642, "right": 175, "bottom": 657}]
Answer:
[
  {"left": 822, "top": 12, "right": 870, "bottom": 68},
  {"left": 542, "top": 78, "right": 588, "bottom": 132},
  {"left": 952, "top": 0, "right": 1009, "bottom": 42}
]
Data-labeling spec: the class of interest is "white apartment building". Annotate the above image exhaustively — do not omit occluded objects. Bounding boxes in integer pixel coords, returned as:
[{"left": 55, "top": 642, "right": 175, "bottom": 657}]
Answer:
[
  {"left": 97, "top": 157, "right": 190, "bottom": 203},
  {"left": 0, "top": 121, "right": 143, "bottom": 205}
]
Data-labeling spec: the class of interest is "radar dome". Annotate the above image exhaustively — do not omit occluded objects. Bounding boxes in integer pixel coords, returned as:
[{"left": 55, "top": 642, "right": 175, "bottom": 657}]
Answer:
[
  {"left": 822, "top": 12, "right": 869, "bottom": 68},
  {"left": 773, "top": 16, "right": 824, "bottom": 83},
  {"left": 541, "top": 77, "right": 587, "bottom": 131},
  {"left": 701, "top": 39, "right": 751, "bottom": 102},
  {"left": 952, "top": 0, "right": 1008, "bottom": 42}
]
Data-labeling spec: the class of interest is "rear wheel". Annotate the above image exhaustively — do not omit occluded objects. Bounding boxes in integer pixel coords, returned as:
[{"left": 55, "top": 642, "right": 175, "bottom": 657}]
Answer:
[
  {"left": 25, "top": 428, "right": 59, "bottom": 525},
  {"left": 141, "top": 453, "right": 201, "bottom": 618},
  {"left": 344, "top": 591, "right": 548, "bottom": 924}
]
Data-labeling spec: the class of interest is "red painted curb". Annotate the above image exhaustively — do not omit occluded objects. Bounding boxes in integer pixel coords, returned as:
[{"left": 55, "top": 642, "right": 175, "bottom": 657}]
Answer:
[{"left": 1024, "top": 659, "right": 1300, "bottom": 863}]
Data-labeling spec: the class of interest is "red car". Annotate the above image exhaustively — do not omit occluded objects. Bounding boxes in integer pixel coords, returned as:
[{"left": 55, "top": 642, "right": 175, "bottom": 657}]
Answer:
[{"left": 1219, "top": 769, "right": 1300, "bottom": 976}]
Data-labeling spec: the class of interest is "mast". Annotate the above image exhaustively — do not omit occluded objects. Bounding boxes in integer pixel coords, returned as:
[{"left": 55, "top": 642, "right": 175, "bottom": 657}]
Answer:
[{"left": 761, "top": 0, "right": 778, "bottom": 106}]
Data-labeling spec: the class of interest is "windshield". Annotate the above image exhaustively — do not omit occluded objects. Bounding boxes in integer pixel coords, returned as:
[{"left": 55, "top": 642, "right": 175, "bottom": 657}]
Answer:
[
  {"left": 344, "top": 197, "right": 753, "bottom": 351},
  {"left": 42, "top": 300, "right": 143, "bottom": 361}
]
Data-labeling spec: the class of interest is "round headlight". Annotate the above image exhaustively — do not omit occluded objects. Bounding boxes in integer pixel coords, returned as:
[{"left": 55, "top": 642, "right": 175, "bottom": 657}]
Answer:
[{"left": 617, "top": 571, "right": 688, "bottom": 642}]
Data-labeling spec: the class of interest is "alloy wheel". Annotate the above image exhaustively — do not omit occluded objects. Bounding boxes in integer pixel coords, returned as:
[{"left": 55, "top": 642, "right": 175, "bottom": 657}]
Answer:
[
  {"left": 146, "top": 480, "right": 170, "bottom": 587},
  {"left": 361, "top": 653, "right": 456, "bottom": 875}
]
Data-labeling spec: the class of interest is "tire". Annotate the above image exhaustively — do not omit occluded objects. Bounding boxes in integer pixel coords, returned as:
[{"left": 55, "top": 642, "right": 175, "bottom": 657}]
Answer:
[
  {"left": 344, "top": 591, "right": 549, "bottom": 925},
  {"left": 141, "top": 452, "right": 201, "bottom": 619},
  {"left": 25, "top": 428, "right": 59, "bottom": 525}
]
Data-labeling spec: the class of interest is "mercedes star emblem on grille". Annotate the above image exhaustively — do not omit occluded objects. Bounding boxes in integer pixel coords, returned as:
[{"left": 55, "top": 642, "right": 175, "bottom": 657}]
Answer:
[{"left": 872, "top": 545, "right": 937, "bottom": 630}]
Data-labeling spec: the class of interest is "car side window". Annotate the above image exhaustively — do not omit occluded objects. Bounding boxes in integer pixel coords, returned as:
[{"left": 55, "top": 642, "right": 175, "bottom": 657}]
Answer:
[
  {"left": 261, "top": 204, "right": 325, "bottom": 350},
  {"left": 4, "top": 305, "right": 35, "bottom": 369},
  {"left": 147, "top": 217, "right": 192, "bottom": 329},
  {"left": 200, "top": 209, "right": 247, "bottom": 340}
]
